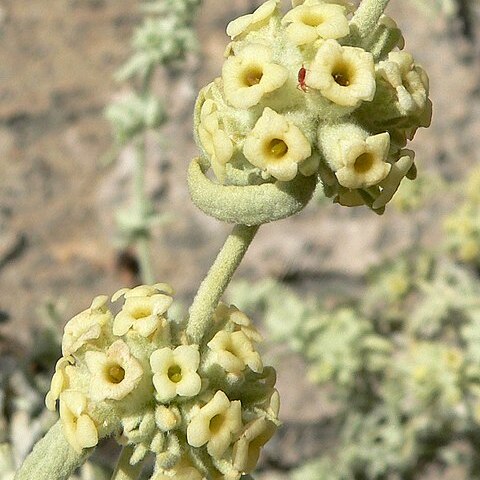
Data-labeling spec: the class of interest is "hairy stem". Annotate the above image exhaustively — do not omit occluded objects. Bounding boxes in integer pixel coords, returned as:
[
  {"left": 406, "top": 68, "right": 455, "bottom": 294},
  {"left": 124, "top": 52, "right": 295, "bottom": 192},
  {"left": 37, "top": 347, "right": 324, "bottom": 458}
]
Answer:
[
  {"left": 111, "top": 446, "right": 144, "bottom": 480},
  {"left": 350, "top": 0, "right": 390, "bottom": 39},
  {"left": 186, "top": 224, "right": 259, "bottom": 344},
  {"left": 14, "top": 421, "right": 90, "bottom": 480}
]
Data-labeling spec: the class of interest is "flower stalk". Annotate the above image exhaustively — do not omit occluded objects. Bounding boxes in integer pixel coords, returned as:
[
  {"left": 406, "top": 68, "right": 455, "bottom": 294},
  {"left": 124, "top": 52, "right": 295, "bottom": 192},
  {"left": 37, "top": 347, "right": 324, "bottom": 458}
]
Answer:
[
  {"left": 186, "top": 224, "right": 259, "bottom": 344},
  {"left": 14, "top": 421, "right": 90, "bottom": 480},
  {"left": 350, "top": 0, "right": 391, "bottom": 39}
]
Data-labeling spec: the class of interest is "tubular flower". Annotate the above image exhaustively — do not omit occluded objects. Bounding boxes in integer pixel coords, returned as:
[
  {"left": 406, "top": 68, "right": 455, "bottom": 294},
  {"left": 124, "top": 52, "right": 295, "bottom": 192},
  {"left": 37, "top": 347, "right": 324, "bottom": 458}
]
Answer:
[
  {"left": 45, "top": 356, "right": 75, "bottom": 411},
  {"left": 85, "top": 340, "right": 143, "bottom": 402},
  {"left": 377, "top": 51, "right": 430, "bottom": 117},
  {"left": 62, "top": 295, "right": 112, "bottom": 356},
  {"left": 59, "top": 391, "right": 99, "bottom": 453},
  {"left": 308, "top": 39, "right": 376, "bottom": 107},
  {"left": 47, "top": 286, "right": 279, "bottom": 479},
  {"left": 197, "top": 98, "right": 233, "bottom": 182},
  {"left": 207, "top": 330, "right": 263, "bottom": 375},
  {"left": 243, "top": 107, "right": 312, "bottom": 181},
  {"left": 233, "top": 417, "right": 277, "bottom": 473},
  {"left": 151, "top": 345, "right": 202, "bottom": 403},
  {"left": 187, "top": 391, "right": 242, "bottom": 459},
  {"left": 282, "top": 1, "right": 349, "bottom": 45},
  {"left": 112, "top": 284, "right": 173, "bottom": 337},
  {"left": 226, "top": 0, "right": 278, "bottom": 39},
  {"left": 222, "top": 44, "right": 288, "bottom": 109},
  {"left": 319, "top": 123, "right": 391, "bottom": 189}
]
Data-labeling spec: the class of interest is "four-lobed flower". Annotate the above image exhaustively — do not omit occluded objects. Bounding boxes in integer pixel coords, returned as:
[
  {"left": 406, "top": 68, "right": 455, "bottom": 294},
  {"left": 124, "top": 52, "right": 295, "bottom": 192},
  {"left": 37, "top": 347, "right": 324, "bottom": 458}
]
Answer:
[
  {"left": 308, "top": 39, "right": 376, "bottom": 108},
  {"left": 186, "top": 390, "right": 242, "bottom": 459},
  {"left": 226, "top": 0, "right": 278, "bottom": 39},
  {"left": 207, "top": 330, "right": 263, "bottom": 375},
  {"left": 112, "top": 284, "right": 173, "bottom": 337},
  {"left": 85, "top": 339, "right": 143, "bottom": 402},
  {"left": 59, "top": 391, "right": 99, "bottom": 453},
  {"left": 222, "top": 44, "right": 289, "bottom": 109},
  {"left": 319, "top": 123, "right": 391, "bottom": 189},
  {"left": 243, "top": 107, "right": 312, "bottom": 181},
  {"left": 282, "top": 1, "right": 349, "bottom": 45},
  {"left": 151, "top": 345, "right": 202, "bottom": 403}
]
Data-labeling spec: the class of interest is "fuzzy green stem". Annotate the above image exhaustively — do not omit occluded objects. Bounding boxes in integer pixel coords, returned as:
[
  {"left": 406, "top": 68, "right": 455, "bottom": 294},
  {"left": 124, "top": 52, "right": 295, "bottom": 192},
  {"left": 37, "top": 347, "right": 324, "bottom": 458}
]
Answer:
[
  {"left": 14, "top": 421, "right": 90, "bottom": 480},
  {"left": 134, "top": 138, "right": 155, "bottom": 285},
  {"left": 350, "top": 0, "right": 391, "bottom": 39},
  {"left": 186, "top": 224, "right": 259, "bottom": 344},
  {"left": 111, "top": 446, "right": 144, "bottom": 480}
]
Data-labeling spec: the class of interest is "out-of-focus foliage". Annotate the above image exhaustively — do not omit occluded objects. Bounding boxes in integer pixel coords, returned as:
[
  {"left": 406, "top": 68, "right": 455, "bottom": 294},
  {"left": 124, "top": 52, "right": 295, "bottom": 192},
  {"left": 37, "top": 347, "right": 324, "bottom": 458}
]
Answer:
[
  {"left": 105, "top": 0, "right": 201, "bottom": 272},
  {"left": 445, "top": 166, "right": 480, "bottom": 266},
  {"left": 116, "top": 0, "right": 201, "bottom": 82},
  {"left": 409, "top": 0, "right": 459, "bottom": 16},
  {"left": 410, "top": 0, "right": 480, "bottom": 41},
  {"left": 230, "top": 242, "right": 480, "bottom": 478}
]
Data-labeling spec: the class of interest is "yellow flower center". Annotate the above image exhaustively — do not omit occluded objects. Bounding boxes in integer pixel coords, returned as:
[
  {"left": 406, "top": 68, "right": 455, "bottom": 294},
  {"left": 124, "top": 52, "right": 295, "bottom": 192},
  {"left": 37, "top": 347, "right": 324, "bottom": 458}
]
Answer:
[
  {"left": 243, "top": 66, "right": 264, "bottom": 87},
  {"left": 302, "top": 11, "right": 324, "bottom": 27},
  {"left": 332, "top": 62, "right": 353, "bottom": 87},
  {"left": 209, "top": 414, "right": 225, "bottom": 434},
  {"left": 267, "top": 138, "right": 289, "bottom": 159},
  {"left": 354, "top": 152, "right": 374, "bottom": 173},
  {"left": 107, "top": 364, "right": 126, "bottom": 384},
  {"left": 130, "top": 306, "right": 152, "bottom": 320},
  {"left": 167, "top": 365, "right": 183, "bottom": 383}
]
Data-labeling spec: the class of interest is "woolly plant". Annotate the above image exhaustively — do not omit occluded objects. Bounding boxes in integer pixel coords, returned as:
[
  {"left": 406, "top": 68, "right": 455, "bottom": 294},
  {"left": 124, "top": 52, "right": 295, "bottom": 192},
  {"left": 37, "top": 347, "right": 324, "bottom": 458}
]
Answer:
[{"left": 13, "top": 1, "right": 431, "bottom": 479}]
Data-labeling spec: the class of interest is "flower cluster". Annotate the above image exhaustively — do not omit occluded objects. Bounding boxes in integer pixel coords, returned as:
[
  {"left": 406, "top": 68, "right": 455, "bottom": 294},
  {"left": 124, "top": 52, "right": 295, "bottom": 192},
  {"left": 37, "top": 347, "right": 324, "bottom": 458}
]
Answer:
[
  {"left": 194, "top": 0, "right": 431, "bottom": 213},
  {"left": 46, "top": 285, "right": 279, "bottom": 479}
]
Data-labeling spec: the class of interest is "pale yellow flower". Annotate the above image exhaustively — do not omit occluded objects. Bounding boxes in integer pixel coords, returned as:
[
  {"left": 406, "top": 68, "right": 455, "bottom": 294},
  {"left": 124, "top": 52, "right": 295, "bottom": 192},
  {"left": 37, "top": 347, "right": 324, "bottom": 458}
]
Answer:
[
  {"left": 335, "top": 133, "right": 391, "bottom": 189},
  {"left": 222, "top": 44, "right": 288, "bottom": 109},
  {"left": 243, "top": 107, "right": 311, "bottom": 181},
  {"left": 85, "top": 340, "right": 143, "bottom": 401},
  {"left": 232, "top": 418, "right": 277, "bottom": 473},
  {"left": 282, "top": 2, "right": 349, "bottom": 45},
  {"left": 197, "top": 98, "right": 234, "bottom": 182},
  {"left": 214, "top": 303, "right": 263, "bottom": 344},
  {"left": 308, "top": 39, "right": 376, "bottom": 107},
  {"left": 377, "top": 51, "right": 430, "bottom": 118},
  {"left": 113, "top": 286, "right": 173, "bottom": 337},
  {"left": 62, "top": 295, "right": 112, "bottom": 357},
  {"left": 226, "top": 0, "right": 278, "bottom": 39},
  {"left": 59, "top": 391, "right": 98, "bottom": 453},
  {"left": 150, "top": 345, "right": 202, "bottom": 403},
  {"left": 45, "top": 356, "right": 75, "bottom": 411},
  {"left": 207, "top": 330, "right": 263, "bottom": 375},
  {"left": 187, "top": 390, "right": 242, "bottom": 459},
  {"left": 320, "top": 124, "right": 391, "bottom": 189}
]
